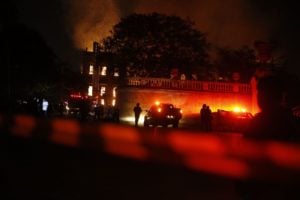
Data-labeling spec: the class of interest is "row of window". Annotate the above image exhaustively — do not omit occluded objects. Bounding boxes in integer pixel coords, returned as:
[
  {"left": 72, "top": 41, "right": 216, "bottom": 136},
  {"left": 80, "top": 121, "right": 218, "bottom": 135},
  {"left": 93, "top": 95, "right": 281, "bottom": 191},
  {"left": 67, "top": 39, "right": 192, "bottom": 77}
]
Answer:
[
  {"left": 89, "top": 65, "right": 119, "bottom": 77},
  {"left": 88, "top": 86, "right": 118, "bottom": 107},
  {"left": 88, "top": 86, "right": 117, "bottom": 98},
  {"left": 99, "top": 99, "right": 117, "bottom": 106}
]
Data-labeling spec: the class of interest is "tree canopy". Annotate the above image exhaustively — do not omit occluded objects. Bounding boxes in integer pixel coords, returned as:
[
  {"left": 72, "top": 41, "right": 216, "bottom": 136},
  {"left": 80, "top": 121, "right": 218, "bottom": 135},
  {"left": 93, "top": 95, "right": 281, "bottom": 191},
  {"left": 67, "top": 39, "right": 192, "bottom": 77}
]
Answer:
[
  {"left": 3, "top": 27, "right": 65, "bottom": 103},
  {"left": 0, "top": 3, "right": 85, "bottom": 112},
  {"left": 102, "top": 13, "right": 210, "bottom": 78},
  {"left": 213, "top": 46, "right": 257, "bottom": 82}
]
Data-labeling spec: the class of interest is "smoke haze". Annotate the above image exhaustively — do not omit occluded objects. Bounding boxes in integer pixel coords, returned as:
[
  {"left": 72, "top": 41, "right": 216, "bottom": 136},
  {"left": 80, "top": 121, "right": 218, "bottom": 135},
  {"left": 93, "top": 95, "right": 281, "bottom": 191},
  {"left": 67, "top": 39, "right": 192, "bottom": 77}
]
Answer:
[
  {"left": 64, "top": 0, "right": 271, "bottom": 50},
  {"left": 63, "top": 0, "right": 120, "bottom": 50}
]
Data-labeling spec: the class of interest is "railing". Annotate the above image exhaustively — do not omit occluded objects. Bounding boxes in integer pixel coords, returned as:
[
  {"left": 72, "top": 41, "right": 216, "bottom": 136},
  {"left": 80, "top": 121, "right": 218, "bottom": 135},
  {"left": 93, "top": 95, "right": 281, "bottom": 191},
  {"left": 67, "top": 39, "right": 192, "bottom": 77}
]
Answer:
[{"left": 125, "top": 77, "right": 252, "bottom": 94}]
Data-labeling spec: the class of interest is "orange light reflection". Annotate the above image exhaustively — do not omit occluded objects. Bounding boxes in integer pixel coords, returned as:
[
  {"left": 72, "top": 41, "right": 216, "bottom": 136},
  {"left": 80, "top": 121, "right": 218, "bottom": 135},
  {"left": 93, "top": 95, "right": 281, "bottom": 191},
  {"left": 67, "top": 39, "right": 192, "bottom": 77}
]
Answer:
[
  {"left": 51, "top": 119, "right": 80, "bottom": 147},
  {"left": 186, "top": 156, "right": 250, "bottom": 179},
  {"left": 11, "top": 115, "right": 36, "bottom": 138},
  {"left": 267, "top": 142, "right": 300, "bottom": 170},
  {"left": 168, "top": 132, "right": 227, "bottom": 156},
  {"left": 100, "top": 125, "right": 148, "bottom": 160}
]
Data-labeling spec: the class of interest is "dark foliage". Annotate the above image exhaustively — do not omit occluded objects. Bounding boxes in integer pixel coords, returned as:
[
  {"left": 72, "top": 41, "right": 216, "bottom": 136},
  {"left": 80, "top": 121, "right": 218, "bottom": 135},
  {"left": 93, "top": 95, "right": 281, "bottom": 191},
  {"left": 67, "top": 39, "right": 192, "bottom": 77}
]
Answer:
[
  {"left": 102, "top": 13, "right": 210, "bottom": 78},
  {"left": 0, "top": 2, "right": 85, "bottom": 112},
  {"left": 213, "top": 46, "right": 257, "bottom": 82}
]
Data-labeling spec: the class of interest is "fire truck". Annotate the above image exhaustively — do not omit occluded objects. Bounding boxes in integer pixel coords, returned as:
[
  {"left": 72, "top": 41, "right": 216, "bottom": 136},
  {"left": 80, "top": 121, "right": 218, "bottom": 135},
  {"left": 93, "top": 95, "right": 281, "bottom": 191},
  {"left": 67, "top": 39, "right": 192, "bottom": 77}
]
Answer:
[{"left": 65, "top": 93, "right": 91, "bottom": 119}]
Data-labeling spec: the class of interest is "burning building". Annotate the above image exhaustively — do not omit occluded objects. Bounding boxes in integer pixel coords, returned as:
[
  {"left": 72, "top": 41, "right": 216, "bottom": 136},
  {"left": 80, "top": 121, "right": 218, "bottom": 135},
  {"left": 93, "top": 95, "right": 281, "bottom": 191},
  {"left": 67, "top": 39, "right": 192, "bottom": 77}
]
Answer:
[
  {"left": 81, "top": 42, "right": 120, "bottom": 107},
  {"left": 81, "top": 42, "right": 255, "bottom": 126}
]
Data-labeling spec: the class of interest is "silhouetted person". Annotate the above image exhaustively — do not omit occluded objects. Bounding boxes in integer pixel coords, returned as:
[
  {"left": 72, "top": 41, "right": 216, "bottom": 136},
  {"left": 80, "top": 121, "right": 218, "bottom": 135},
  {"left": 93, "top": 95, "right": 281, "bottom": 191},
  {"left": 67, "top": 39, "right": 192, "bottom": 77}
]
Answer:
[
  {"left": 237, "top": 75, "right": 300, "bottom": 200},
  {"left": 94, "top": 105, "right": 101, "bottom": 121},
  {"left": 244, "top": 75, "right": 299, "bottom": 141},
  {"left": 79, "top": 99, "right": 90, "bottom": 122},
  {"left": 47, "top": 102, "right": 54, "bottom": 117},
  {"left": 133, "top": 103, "right": 142, "bottom": 127},
  {"left": 58, "top": 102, "right": 64, "bottom": 116},
  {"left": 113, "top": 107, "right": 120, "bottom": 123},
  {"left": 206, "top": 106, "right": 212, "bottom": 131},
  {"left": 200, "top": 104, "right": 212, "bottom": 131},
  {"left": 200, "top": 104, "right": 207, "bottom": 130},
  {"left": 27, "top": 98, "right": 39, "bottom": 116}
]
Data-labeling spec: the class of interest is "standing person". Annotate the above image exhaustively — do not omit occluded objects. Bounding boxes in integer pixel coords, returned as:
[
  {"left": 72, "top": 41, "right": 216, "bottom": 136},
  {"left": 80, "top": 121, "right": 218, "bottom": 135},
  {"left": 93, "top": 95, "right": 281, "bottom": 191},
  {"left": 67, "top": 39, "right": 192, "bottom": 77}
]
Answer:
[
  {"left": 79, "top": 99, "right": 90, "bottom": 122},
  {"left": 244, "top": 75, "right": 299, "bottom": 141},
  {"left": 206, "top": 106, "right": 212, "bottom": 131},
  {"left": 200, "top": 104, "right": 207, "bottom": 131},
  {"left": 58, "top": 102, "right": 65, "bottom": 117},
  {"left": 133, "top": 103, "right": 142, "bottom": 127},
  {"left": 236, "top": 75, "right": 300, "bottom": 200},
  {"left": 94, "top": 104, "right": 101, "bottom": 121}
]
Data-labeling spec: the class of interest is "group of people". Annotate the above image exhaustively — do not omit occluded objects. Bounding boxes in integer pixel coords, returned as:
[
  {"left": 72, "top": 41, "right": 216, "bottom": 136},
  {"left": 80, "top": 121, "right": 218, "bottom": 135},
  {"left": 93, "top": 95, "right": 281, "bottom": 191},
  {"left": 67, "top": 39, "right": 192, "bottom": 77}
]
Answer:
[{"left": 200, "top": 104, "right": 212, "bottom": 131}]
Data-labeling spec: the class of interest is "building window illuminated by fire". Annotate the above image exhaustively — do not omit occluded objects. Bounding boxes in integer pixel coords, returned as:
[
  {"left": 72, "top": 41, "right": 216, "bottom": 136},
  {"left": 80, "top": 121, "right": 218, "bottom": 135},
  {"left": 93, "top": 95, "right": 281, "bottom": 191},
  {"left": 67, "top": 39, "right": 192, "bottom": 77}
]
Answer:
[
  {"left": 88, "top": 86, "right": 93, "bottom": 96},
  {"left": 101, "top": 99, "right": 105, "bottom": 106},
  {"left": 101, "top": 66, "right": 107, "bottom": 76},
  {"left": 112, "top": 99, "right": 116, "bottom": 107},
  {"left": 113, "top": 87, "right": 117, "bottom": 98},
  {"left": 89, "top": 65, "right": 94, "bottom": 75},
  {"left": 100, "top": 86, "right": 106, "bottom": 97},
  {"left": 114, "top": 68, "right": 119, "bottom": 77},
  {"left": 82, "top": 42, "right": 120, "bottom": 107}
]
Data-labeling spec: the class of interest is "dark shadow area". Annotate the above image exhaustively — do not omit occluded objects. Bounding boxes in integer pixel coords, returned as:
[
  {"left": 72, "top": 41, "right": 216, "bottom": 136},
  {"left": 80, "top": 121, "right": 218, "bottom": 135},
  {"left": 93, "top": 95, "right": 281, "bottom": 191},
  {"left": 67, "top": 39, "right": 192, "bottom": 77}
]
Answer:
[{"left": 0, "top": 134, "right": 239, "bottom": 200}]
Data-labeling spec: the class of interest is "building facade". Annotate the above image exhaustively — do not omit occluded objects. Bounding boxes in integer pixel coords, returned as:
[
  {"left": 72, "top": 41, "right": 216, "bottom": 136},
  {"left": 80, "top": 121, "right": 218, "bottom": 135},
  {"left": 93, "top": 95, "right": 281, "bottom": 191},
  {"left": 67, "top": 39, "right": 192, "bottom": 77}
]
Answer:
[
  {"left": 81, "top": 42, "right": 120, "bottom": 107},
  {"left": 81, "top": 42, "right": 256, "bottom": 123}
]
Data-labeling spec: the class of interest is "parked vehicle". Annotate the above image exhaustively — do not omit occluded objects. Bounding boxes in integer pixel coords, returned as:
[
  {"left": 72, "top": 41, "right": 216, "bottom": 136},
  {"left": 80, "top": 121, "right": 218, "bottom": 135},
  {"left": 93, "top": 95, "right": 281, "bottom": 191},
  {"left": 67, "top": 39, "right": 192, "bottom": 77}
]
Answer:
[
  {"left": 144, "top": 103, "right": 182, "bottom": 127},
  {"left": 214, "top": 109, "right": 253, "bottom": 131}
]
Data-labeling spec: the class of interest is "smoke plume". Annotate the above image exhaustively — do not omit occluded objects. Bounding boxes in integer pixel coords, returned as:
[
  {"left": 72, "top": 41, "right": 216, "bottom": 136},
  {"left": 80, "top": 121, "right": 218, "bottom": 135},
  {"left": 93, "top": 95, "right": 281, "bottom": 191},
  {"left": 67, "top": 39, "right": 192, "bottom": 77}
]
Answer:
[
  {"left": 55, "top": 0, "right": 300, "bottom": 77},
  {"left": 63, "top": 0, "right": 120, "bottom": 50},
  {"left": 64, "top": 0, "right": 272, "bottom": 50}
]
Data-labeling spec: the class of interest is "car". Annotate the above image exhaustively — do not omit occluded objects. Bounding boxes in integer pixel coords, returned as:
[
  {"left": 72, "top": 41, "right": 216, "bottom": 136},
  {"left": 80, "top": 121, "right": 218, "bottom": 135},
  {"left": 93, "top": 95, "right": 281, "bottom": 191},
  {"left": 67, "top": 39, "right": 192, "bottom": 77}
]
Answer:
[
  {"left": 144, "top": 103, "right": 182, "bottom": 127},
  {"left": 214, "top": 109, "right": 253, "bottom": 131}
]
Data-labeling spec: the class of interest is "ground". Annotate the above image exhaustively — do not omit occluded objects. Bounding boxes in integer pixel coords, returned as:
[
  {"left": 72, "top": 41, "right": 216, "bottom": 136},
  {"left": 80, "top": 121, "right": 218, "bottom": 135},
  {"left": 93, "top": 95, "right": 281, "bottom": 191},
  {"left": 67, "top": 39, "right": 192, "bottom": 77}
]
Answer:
[
  {"left": 1, "top": 116, "right": 299, "bottom": 200},
  {"left": 1, "top": 133, "right": 239, "bottom": 200}
]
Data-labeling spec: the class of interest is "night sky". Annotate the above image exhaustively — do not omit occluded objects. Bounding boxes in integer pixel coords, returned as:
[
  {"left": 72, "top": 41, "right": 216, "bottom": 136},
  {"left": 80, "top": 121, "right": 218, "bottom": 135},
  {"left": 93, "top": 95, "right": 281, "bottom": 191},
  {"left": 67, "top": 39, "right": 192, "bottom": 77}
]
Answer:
[{"left": 11, "top": 0, "right": 300, "bottom": 77}]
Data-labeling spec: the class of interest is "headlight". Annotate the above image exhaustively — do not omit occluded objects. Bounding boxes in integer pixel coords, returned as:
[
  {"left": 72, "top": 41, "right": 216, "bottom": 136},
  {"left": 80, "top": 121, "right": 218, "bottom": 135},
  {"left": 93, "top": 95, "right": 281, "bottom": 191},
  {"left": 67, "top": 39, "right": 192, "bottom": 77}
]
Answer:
[{"left": 167, "top": 115, "right": 174, "bottom": 119}]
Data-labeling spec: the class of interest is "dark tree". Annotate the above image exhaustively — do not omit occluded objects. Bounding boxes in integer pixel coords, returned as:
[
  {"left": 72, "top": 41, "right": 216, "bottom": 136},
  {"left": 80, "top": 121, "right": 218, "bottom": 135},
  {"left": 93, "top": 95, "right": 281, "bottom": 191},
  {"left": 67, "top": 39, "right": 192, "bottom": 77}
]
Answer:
[
  {"left": 213, "top": 46, "right": 257, "bottom": 82},
  {"left": 0, "top": 2, "right": 85, "bottom": 112},
  {"left": 102, "top": 13, "right": 210, "bottom": 78}
]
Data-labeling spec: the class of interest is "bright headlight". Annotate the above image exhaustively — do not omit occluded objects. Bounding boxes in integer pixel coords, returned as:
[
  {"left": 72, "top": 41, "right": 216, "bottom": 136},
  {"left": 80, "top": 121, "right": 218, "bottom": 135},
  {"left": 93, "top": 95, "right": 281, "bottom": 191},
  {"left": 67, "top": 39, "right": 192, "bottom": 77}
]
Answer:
[{"left": 167, "top": 115, "right": 174, "bottom": 119}]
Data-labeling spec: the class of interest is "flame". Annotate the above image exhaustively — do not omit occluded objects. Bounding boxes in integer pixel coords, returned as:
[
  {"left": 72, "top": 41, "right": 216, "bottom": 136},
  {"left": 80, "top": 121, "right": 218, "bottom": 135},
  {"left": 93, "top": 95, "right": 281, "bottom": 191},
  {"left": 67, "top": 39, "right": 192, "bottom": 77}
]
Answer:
[{"left": 233, "top": 106, "right": 247, "bottom": 113}]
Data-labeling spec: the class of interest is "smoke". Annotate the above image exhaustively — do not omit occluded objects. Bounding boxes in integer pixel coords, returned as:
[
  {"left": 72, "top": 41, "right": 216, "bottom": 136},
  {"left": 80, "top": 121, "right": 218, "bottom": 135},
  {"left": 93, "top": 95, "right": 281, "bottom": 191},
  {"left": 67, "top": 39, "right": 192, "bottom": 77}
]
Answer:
[
  {"left": 63, "top": 0, "right": 120, "bottom": 50},
  {"left": 64, "top": 0, "right": 274, "bottom": 50}
]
